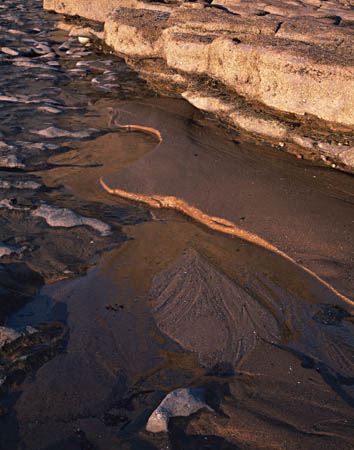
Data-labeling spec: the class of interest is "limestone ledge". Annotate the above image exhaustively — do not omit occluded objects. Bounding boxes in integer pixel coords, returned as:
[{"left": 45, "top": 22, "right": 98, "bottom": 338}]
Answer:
[{"left": 44, "top": 0, "right": 354, "bottom": 170}]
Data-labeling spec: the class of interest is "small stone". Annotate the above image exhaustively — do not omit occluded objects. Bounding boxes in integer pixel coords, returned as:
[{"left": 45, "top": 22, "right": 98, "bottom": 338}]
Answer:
[
  {"left": 8, "top": 29, "right": 25, "bottom": 35},
  {"left": 37, "top": 106, "right": 62, "bottom": 114},
  {"left": 78, "top": 37, "right": 90, "bottom": 45},
  {"left": 1, "top": 47, "right": 19, "bottom": 56},
  {"left": 47, "top": 60, "right": 60, "bottom": 67},
  {"left": 33, "top": 43, "right": 52, "bottom": 54},
  {"left": 146, "top": 387, "right": 213, "bottom": 433}
]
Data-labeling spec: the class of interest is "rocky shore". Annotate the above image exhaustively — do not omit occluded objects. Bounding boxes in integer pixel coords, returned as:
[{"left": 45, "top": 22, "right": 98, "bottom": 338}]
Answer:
[
  {"left": 44, "top": 0, "right": 354, "bottom": 170},
  {"left": 1, "top": 0, "right": 354, "bottom": 448}
]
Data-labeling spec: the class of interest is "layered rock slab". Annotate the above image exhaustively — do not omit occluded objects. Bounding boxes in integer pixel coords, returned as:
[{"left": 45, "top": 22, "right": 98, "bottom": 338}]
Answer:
[{"left": 44, "top": 0, "right": 354, "bottom": 168}]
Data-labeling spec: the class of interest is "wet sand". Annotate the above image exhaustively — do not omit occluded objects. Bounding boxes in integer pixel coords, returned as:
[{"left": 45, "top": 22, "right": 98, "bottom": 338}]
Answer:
[
  {"left": 0, "top": 1, "right": 354, "bottom": 449},
  {"left": 4, "top": 102, "right": 353, "bottom": 449},
  {"left": 5, "top": 215, "right": 354, "bottom": 449}
]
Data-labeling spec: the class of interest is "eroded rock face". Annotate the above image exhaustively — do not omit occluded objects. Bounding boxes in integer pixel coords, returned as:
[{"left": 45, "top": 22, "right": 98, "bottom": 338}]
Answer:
[{"left": 44, "top": 0, "right": 354, "bottom": 169}]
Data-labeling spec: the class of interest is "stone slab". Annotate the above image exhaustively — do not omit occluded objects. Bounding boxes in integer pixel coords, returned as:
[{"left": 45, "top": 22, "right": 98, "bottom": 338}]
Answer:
[{"left": 44, "top": 0, "right": 354, "bottom": 169}]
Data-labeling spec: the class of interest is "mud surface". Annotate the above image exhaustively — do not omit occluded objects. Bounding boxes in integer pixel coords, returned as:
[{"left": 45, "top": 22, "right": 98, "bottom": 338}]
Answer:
[{"left": 0, "top": 1, "right": 354, "bottom": 449}]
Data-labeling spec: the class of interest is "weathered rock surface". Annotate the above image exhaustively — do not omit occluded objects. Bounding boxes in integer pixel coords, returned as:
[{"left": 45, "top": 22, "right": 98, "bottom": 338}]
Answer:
[
  {"left": 44, "top": 0, "right": 354, "bottom": 169},
  {"left": 146, "top": 387, "right": 212, "bottom": 433}
]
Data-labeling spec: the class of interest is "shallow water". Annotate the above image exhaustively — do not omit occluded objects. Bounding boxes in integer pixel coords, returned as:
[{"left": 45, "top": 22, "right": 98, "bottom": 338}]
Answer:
[{"left": 1, "top": 0, "right": 354, "bottom": 449}]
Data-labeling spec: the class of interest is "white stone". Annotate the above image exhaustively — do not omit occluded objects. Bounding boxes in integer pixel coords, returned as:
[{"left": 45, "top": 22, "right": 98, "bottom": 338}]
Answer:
[
  {"left": 31, "top": 126, "right": 98, "bottom": 139},
  {"left": 78, "top": 36, "right": 90, "bottom": 44},
  {"left": 146, "top": 387, "right": 213, "bottom": 433},
  {"left": 32, "top": 204, "right": 111, "bottom": 236}
]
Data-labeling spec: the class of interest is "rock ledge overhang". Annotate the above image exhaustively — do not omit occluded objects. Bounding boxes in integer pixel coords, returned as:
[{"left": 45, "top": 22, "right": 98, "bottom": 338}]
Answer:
[{"left": 44, "top": 0, "right": 354, "bottom": 170}]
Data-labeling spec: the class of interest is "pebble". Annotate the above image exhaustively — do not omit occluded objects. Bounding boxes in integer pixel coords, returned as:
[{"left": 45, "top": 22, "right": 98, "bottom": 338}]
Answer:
[
  {"left": 36, "top": 73, "right": 58, "bottom": 80},
  {"left": 13, "top": 60, "right": 56, "bottom": 70},
  {"left": 47, "top": 60, "right": 60, "bottom": 66},
  {"left": 1, "top": 46, "right": 19, "bottom": 56},
  {"left": 39, "top": 52, "right": 57, "bottom": 59},
  {"left": 33, "top": 43, "right": 52, "bottom": 54},
  {"left": 0, "top": 95, "right": 21, "bottom": 103},
  {"left": 37, "top": 106, "right": 62, "bottom": 114},
  {"left": 8, "top": 29, "right": 25, "bottom": 35},
  {"left": 78, "top": 37, "right": 90, "bottom": 45},
  {"left": 76, "top": 61, "right": 91, "bottom": 67}
]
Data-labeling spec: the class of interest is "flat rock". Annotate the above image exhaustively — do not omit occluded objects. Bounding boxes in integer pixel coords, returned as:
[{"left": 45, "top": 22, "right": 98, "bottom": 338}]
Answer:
[
  {"left": 32, "top": 204, "right": 111, "bottom": 236},
  {"left": 0, "top": 180, "right": 41, "bottom": 190},
  {"left": 31, "top": 126, "right": 98, "bottom": 139},
  {"left": 146, "top": 387, "right": 212, "bottom": 433},
  {"left": 0, "top": 47, "right": 19, "bottom": 56},
  {"left": 43, "top": 0, "right": 354, "bottom": 148},
  {"left": 36, "top": 106, "right": 62, "bottom": 114}
]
